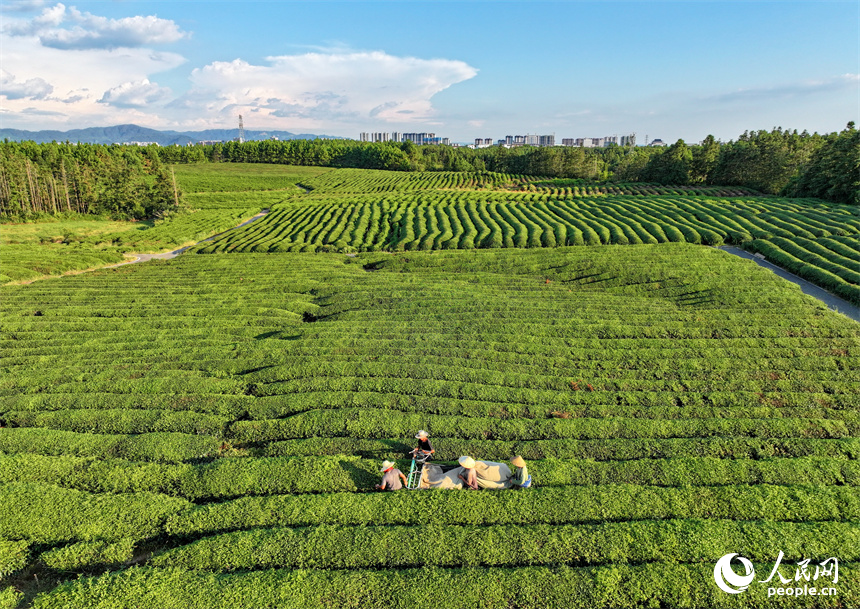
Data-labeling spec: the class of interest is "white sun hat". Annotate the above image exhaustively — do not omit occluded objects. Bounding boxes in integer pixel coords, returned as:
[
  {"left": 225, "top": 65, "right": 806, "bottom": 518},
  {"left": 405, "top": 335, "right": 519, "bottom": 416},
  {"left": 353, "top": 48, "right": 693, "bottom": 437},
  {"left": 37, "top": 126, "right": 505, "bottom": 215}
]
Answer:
[
  {"left": 380, "top": 460, "right": 396, "bottom": 472},
  {"left": 415, "top": 430, "right": 429, "bottom": 439},
  {"left": 458, "top": 456, "right": 476, "bottom": 469}
]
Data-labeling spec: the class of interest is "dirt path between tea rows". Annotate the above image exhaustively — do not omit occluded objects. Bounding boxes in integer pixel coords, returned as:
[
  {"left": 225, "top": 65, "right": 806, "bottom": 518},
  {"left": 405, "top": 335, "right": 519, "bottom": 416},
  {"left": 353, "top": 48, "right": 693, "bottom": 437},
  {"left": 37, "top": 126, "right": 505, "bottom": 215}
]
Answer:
[{"left": 109, "top": 209, "right": 270, "bottom": 267}]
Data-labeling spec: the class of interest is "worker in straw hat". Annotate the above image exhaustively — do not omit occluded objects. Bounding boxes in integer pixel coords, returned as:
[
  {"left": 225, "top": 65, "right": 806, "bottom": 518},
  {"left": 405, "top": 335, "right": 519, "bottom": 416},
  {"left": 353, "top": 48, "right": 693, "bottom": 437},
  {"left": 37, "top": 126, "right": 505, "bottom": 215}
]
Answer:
[
  {"left": 376, "top": 460, "right": 408, "bottom": 491},
  {"left": 457, "top": 456, "right": 479, "bottom": 489},
  {"left": 510, "top": 455, "right": 532, "bottom": 489},
  {"left": 410, "top": 429, "right": 435, "bottom": 462}
]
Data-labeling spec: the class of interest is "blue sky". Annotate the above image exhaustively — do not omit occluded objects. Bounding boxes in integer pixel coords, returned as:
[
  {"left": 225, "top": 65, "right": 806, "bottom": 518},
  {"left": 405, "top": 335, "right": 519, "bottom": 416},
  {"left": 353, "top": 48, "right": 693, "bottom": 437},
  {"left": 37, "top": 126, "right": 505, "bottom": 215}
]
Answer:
[{"left": 1, "top": 0, "right": 857, "bottom": 143}]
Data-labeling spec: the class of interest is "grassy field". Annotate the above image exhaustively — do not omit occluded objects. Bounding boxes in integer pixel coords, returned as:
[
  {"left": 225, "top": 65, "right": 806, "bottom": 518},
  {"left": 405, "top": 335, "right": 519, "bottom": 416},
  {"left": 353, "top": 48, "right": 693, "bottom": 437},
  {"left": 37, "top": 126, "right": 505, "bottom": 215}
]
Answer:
[
  {"left": 1, "top": 163, "right": 858, "bottom": 607},
  {"left": 0, "top": 164, "right": 323, "bottom": 284},
  {"left": 170, "top": 163, "right": 331, "bottom": 193}
]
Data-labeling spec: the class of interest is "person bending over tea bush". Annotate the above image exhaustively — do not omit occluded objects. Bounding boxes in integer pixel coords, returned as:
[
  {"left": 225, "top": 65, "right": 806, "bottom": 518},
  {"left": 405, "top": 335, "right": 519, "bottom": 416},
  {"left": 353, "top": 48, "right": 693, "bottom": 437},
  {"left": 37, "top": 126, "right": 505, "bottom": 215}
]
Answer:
[
  {"left": 458, "top": 456, "right": 479, "bottom": 490},
  {"left": 510, "top": 455, "right": 532, "bottom": 489},
  {"left": 376, "top": 460, "right": 408, "bottom": 491}
]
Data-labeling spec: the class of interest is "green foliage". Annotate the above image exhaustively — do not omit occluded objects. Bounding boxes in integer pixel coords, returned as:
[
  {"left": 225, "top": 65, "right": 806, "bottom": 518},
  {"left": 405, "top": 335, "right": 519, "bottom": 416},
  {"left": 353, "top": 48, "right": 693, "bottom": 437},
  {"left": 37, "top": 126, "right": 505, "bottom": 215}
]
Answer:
[
  {"left": 259, "top": 436, "right": 860, "bottom": 461},
  {"left": 166, "top": 485, "right": 860, "bottom": 536},
  {"left": 0, "top": 142, "right": 185, "bottom": 220},
  {"left": 786, "top": 122, "right": 860, "bottom": 205},
  {"left": 0, "top": 587, "right": 23, "bottom": 609},
  {"left": 709, "top": 128, "right": 825, "bottom": 195},
  {"left": 4, "top": 453, "right": 856, "bottom": 499},
  {"left": 0, "top": 538, "right": 30, "bottom": 578},
  {"left": 153, "top": 520, "right": 860, "bottom": 570},
  {"left": 642, "top": 139, "right": 693, "bottom": 185},
  {"left": 0, "top": 429, "right": 221, "bottom": 463},
  {"left": 2, "top": 234, "right": 859, "bottom": 607},
  {"left": 0, "top": 483, "right": 190, "bottom": 543},
  {"left": 230, "top": 407, "right": 855, "bottom": 443},
  {"left": 170, "top": 163, "right": 330, "bottom": 193},
  {"left": 41, "top": 539, "right": 135, "bottom": 571},
  {"left": 746, "top": 239, "right": 860, "bottom": 305},
  {"left": 4, "top": 409, "right": 229, "bottom": 435},
  {"left": 189, "top": 185, "right": 857, "bottom": 256},
  {"left": 28, "top": 563, "right": 860, "bottom": 609}
]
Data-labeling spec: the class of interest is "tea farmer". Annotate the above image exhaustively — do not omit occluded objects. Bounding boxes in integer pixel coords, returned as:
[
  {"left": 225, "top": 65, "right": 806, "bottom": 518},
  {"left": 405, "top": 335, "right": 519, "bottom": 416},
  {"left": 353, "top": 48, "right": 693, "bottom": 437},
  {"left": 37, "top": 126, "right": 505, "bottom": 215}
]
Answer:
[
  {"left": 410, "top": 429, "right": 435, "bottom": 462},
  {"left": 457, "top": 456, "right": 479, "bottom": 490},
  {"left": 510, "top": 455, "right": 532, "bottom": 489},
  {"left": 376, "top": 460, "right": 407, "bottom": 491}
]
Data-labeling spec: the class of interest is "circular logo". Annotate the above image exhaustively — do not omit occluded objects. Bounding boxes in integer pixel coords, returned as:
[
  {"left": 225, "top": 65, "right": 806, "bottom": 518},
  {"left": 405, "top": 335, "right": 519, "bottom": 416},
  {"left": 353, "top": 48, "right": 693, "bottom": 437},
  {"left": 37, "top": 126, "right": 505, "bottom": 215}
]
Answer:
[{"left": 714, "top": 553, "right": 756, "bottom": 594}]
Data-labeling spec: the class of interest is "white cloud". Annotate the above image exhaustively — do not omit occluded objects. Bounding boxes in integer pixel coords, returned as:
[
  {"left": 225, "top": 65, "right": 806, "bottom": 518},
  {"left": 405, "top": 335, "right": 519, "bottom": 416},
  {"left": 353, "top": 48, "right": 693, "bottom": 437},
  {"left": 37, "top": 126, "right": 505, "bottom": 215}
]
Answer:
[
  {"left": 0, "top": 28, "right": 185, "bottom": 128},
  {"left": 3, "top": 3, "right": 188, "bottom": 49},
  {"left": 181, "top": 51, "right": 478, "bottom": 128},
  {"left": 1, "top": 0, "right": 49, "bottom": 12},
  {"left": 99, "top": 79, "right": 172, "bottom": 108},
  {"left": 0, "top": 69, "right": 52, "bottom": 99},
  {"left": 1, "top": 4, "right": 477, "bottom": 135},
  {"left": 705, "top": 73, "right": 860, "bottom": 104}
]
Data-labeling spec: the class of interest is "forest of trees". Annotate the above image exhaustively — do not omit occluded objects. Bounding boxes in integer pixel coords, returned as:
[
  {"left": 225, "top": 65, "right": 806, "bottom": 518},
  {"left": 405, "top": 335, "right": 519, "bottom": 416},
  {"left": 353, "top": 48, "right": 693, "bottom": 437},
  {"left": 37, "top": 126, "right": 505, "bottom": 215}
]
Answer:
[
  {"left": 1, "top": 123, "right": 856, "bottom": 220},
  {"left": 0, "top": 141, "right": 182, "bottom": 220},
  {"left": 157, "top": 123, "right": 858, "bottom": 205}
]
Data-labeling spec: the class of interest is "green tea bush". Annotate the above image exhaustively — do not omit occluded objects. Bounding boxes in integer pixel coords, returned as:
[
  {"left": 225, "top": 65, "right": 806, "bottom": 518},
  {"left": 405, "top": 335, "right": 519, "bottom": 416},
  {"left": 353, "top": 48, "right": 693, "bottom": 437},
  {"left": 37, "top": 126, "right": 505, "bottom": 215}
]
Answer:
[
  {"left": 153, "top": 519, "right": 860, "bottom": 571},
  {"left": 40, "top": 539, "right": 136, "bottom": 571},
  {"left": 166, "top": 485, "right": 860, "bottom": 536},
  {"left": 258, "top": 436, "right": 860, "bottom": 461},
  {"left": 0, "top": 429, "right": 221, "bottom": 462},
  {"left": 0, "top": 587, "right": 23, "bottom": 609},
  {"left": 0, "top": 483, "right": 189, "bottom": 543},
  {"left": 29, "top": 563, "right": 860, "bottom": 609},
  {"left": 0, "top": 538, "right": 29, "bottom": 578},
  {"left": 229, "top": 408, "right": 852, "bottom": 443},
  {"left": 4, "top": 409, "right": 230, "bottom": 436}
]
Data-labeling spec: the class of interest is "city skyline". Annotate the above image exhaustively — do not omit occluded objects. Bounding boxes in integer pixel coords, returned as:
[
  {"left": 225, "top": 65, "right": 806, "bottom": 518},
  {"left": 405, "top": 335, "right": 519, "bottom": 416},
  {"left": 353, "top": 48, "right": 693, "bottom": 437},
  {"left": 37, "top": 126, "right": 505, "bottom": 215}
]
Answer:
[{"left": 1, "top": 1, "right": 857, "bottom": 143}]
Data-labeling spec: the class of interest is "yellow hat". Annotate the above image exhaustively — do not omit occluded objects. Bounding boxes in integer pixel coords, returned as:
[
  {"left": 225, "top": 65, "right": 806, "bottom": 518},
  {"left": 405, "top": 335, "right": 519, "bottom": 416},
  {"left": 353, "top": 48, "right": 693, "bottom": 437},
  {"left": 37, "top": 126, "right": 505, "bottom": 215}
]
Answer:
[
  {"left": 458, "top": 456, "right": 476, "bottom": 469},
  {"left": 511, "top": 456, "right": 526, "bottom": 468},
  {"left": 380, "top": 460, "right": 396, "bottom": 472}
]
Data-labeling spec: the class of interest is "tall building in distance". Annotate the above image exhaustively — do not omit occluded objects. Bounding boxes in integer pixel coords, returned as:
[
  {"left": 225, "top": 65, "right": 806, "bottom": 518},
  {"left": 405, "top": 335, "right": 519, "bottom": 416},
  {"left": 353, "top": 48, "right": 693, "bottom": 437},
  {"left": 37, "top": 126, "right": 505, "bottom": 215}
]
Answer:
[
  {"left": 360, "top": 132, "right": 446, "bottom": 145},
  {"left": 561, "top": 134, "right": 633, "bottom": 148},
  {"left": 360, "top": 131, "right": 634, "bottom": 148},
  {"left": 403, "top": 132, "right": 435, "bottom": 145}
]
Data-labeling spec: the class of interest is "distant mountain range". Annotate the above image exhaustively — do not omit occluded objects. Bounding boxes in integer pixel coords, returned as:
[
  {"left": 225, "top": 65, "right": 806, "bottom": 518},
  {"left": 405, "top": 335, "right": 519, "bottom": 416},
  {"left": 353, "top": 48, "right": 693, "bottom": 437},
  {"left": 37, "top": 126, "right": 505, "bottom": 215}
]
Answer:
[{"left": 0, "top": 124, "right": 347, "bottom": 145}]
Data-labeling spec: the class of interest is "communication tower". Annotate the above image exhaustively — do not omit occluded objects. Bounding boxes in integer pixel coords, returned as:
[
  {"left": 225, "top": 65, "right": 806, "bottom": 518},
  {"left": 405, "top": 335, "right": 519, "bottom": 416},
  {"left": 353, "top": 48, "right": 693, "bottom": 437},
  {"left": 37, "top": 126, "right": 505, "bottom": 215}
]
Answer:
[{"left": 238, "top": 115, "right": 246, "bottom": 144}]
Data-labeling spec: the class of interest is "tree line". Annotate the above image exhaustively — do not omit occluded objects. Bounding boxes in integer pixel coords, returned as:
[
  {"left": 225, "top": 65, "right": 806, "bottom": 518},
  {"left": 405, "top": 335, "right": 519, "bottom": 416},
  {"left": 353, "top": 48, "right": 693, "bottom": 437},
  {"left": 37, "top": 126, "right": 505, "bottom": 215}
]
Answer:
[
  {"left": 0, "top": 141, "right": 182, "bottom": 220},
  {"left": 158, "top": 123, "right": 857, "bottom": 205},
  {"left": 1, "top": 122, "right": 855, "bottom": 220}
]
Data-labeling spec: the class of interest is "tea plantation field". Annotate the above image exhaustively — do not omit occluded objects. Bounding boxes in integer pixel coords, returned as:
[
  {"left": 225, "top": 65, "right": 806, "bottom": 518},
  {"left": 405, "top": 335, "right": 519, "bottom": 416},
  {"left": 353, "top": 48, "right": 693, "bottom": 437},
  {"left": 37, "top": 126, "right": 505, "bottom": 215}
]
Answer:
[
  {"left": 192, "top": 167, "right": 860, "bottom": 305},
  {"left": 1, "top": 241, "right": 859, "bottom": 608},
  {"left": 1, "top": 164, "right": 859, "bottom": 608}
]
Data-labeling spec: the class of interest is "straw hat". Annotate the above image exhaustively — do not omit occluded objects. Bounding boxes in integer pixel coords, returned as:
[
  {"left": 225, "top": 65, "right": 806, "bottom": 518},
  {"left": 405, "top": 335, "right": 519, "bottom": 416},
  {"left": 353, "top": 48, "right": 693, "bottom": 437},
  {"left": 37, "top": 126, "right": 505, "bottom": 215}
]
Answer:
[
  {"left": 458, "top": 456, "right": 476, "bottom": 469},
  {"left": 511, "top": 456, "right": 526, "bottom": 468},
  {"left": 380, "top": 460, "right": 396, "bottom": 472},
  {"left": 415, "top": 430, "right": 429, "bottom": 439}
]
